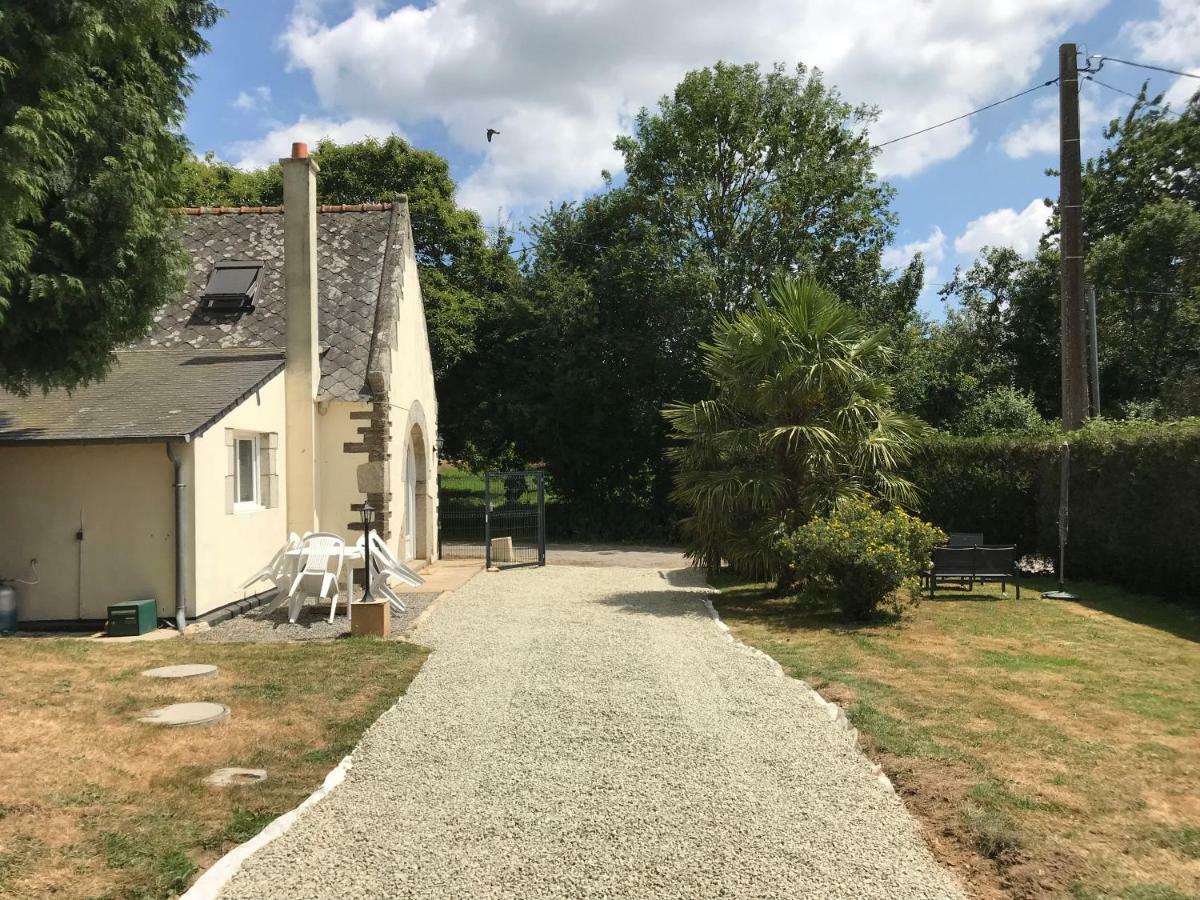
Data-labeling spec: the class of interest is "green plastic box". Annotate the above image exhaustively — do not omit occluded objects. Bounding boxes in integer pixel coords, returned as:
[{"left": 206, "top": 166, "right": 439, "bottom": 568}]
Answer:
[{"left": 107, "top": 599, "right": 157, "bottom": 637}]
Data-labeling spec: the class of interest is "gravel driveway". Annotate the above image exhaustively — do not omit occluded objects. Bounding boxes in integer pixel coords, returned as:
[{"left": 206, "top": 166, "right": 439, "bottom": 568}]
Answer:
[{"left": 219, "top": 566, "right": 963, "bottom": 900}]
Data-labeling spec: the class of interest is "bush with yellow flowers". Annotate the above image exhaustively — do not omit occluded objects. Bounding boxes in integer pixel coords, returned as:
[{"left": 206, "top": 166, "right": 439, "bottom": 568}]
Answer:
[{"left": 776, "top": 499, "right": 945, "bottom": 620}]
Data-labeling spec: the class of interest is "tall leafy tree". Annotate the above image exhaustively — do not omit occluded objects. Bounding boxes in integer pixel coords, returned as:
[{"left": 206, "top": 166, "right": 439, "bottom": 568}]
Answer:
[
  {"left": 450, "top": 189, "right": 712, "bottom": 536},
  {"left": 0, "top": 0, "right": 220, "bottom": 394},
  {"left": 617, "top": 62, "right": 896, "bottom": 319},
  {"left": 477, "top": 62, "right": 905, "bottom": 537},
  {"left": 176, "top": 150, "right": 268, "bottom": 208},
  {"left": 897, "top": 246, "right": 1059, "bottom": 429},
  {"left": 1083, "top": 90, "right": 1200, "bottom": 414},
  {"left": 665, "top": 276, "right": 928, "bottom": 576}
]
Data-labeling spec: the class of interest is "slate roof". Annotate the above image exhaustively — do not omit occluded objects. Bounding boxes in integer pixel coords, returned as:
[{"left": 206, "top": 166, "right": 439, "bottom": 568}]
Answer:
[
  {"left": 0, "top": 350, "right": 285, "bottom": 444},
  {"left": 146, "top": 204, "right": 397, "bottom": 401}
]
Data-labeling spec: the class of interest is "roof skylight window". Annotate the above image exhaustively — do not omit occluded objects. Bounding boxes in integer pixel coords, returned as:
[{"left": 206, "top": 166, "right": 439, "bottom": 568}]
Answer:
[{"left": 201, "top": 260, "right": 263, "bottom": 312}]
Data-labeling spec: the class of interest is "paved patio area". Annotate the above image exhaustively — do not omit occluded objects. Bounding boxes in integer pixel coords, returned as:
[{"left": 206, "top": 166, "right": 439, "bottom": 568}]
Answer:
[{"left": 218, "top": 565, "right": 962, "bottom": 899}]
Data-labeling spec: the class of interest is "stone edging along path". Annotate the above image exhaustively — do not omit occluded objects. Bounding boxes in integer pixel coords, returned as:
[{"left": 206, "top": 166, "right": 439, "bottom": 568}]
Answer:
[
  {"left": 691, "top": 582, "right": 898, "bottom": 796},
  {"left": 181, "top": 755, "right": 353, "bottom": 900}
]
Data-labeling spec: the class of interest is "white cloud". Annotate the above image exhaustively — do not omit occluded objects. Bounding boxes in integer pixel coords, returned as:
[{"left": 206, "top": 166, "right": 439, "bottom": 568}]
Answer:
[
  {"left": 954, "top": 198, "right": 1051, "bottom": 258},
  {"left": 883, "top": 226, "right": 946, "bottom": 269},
  {"left": 272, "top": 0, "right": 1104, "bottom": 215},
  {"left": 232, "top": 86, "right": 272, "bottom": 113},
  {"left": 883, "top": 225, "right": 945, "bottom": 300},
  {"left": 1000, "top": 92, "right": 1121, "bottom": 158},
  {"left": 1122, "top": 0, "right": 1200, "bottom": 109},
  {"left": 228, "top": 116, "right": 402, "bottom": 170}
]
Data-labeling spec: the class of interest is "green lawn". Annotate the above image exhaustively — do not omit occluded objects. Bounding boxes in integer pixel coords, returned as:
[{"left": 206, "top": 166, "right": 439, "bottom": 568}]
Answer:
[
  {"left": 438, "top": 463, "right": 553, "bottom": 506},
  {"left": 712, "top": 575, "right": 1200, "bottom": 900},
  {"left": 0, "top": 637, "right": 426, "bottom": 899},
  {"left": 438, "top": 462, "right": 485, "bottom": 492}
]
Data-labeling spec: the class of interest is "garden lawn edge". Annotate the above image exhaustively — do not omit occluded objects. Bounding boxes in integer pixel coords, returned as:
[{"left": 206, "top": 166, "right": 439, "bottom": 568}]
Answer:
[
  {"left": 182, "top": 754, "right": 354, "bottom": 900},
  {"left": 689, "top": 572, "right": 899, "bottom": 797}
]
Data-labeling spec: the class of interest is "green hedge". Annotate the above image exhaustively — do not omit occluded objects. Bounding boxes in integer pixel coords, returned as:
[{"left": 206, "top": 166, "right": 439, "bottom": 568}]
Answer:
[{"left": 909, "top": 419, "right": 1200, "bottom": 601}]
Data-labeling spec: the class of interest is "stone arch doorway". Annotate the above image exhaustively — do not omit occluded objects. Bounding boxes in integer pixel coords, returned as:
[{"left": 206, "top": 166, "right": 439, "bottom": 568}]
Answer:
[{"left": 406, "top": 424, "right": 429, "bottom": 561}]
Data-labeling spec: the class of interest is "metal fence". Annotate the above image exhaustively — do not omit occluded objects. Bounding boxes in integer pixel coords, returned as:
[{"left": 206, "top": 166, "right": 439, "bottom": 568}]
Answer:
[
  {"left": 437, "top": 469, "right": 545, "bottom": 568},
  {"left": 437, "top": 469, "right": 488, "bottom": 561}
]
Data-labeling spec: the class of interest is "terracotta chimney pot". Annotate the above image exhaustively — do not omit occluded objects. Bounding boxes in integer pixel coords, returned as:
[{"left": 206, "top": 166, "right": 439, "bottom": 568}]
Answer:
[{"left": 291, "top": 141, "right": 309, "bottom": 159}]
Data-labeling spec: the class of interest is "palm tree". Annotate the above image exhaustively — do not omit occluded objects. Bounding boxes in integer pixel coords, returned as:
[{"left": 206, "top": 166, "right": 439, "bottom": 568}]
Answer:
[{"left": 663, "top": 275, "right": 928, "bottom": 578}]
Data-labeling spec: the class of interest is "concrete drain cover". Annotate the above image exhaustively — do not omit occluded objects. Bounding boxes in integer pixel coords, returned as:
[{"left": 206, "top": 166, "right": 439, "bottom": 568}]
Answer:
[
  {"left": 204, "top": 767, "right": 267, "bottom": 787},
  {"left": 139, "top": 702, "right": 229, "bottom": 727},
  {"left": 141, "top": 664, "right": 218, "bottom": 679}
]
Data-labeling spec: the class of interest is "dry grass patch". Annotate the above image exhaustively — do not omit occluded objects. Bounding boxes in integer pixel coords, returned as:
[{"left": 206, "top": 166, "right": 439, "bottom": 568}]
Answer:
[
  {"left": 713, "top": 575, "right": 1200, "bottom": 900},
  {"left": 0, "top": 636, "right": 426, "bottom": 899}
]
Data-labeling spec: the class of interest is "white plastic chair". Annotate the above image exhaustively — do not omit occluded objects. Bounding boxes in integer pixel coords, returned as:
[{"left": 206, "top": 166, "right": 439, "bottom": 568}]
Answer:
[
  {"left": 239, "top": 533, "right": 301, "bottom": 592},
  {"left": 355, "top": 533, "right": 425, "bottom": 614},
  {"left": 287, "top": 533, "right": 345, "bottom": 624},
  {"left": 371, "top": 579, "right": 407, "bottom": 612},
  {"left": 357, "top": 532, "right": 425, "bottom": 585},
  {"left": 257, "top": 534, "right": 305, "bottom": 617}
]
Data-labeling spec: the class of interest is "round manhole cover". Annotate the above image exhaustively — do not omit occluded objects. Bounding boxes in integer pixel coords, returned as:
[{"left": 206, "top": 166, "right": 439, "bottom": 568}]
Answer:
[
  {"left": 141, "top": 664, "right": 218, "bottom": 679},
  {"left": 139, "top": 702, "right": 229, "bottom": 727},
  {"left": 204, "top": 767, "right": 268, "bottom": 787}
]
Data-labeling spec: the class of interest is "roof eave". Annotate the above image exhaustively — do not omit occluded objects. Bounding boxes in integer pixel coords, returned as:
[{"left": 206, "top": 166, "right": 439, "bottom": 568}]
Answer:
[
  {"left": 0, "top": 359, "right": 285, "bottom": 446},
  {"left": 189, "top": 359, "right": 286, "bottom": 441},
  {"left": 0, "top": 434, "right": 193, "bottom": 447}
]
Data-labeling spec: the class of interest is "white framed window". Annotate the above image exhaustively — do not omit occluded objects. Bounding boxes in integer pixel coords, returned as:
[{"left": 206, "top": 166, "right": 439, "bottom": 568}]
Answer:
[
  {"left": 225, "top": 429, "right": 278, "bottom": 514},
  {"left": 233, "top": 433, "right": 261, "bottom": 512}
]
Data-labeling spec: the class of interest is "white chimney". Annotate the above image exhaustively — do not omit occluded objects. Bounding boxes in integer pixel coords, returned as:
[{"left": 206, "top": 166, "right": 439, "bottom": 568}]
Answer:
[{"left": 281, "top": 141, "right": 320, "bottom": 535}]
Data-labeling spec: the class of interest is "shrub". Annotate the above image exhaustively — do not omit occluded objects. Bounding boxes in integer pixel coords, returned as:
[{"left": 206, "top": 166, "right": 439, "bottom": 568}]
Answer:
[
  {"left": 776, "top": 500, "right": 945, "bottom": 620},
  {"left": 952, "top": 386, "right": 1052, "bottom": 437},
  {"left": 664, "top": 276, "right": 928, "bottom": 578}
]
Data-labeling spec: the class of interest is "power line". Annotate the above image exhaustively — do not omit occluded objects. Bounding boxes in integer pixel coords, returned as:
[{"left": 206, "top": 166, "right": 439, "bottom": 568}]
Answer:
[
  {"left": 1083, "top": 74, "right": 1141, "bottom": 102},
  {"left": 500, "top": 75, "right": 1065, "bottom": 257},
  {"left": 872, "top": 78, "right": 1060, "bottom": 148},
  {"left": 1082, "top": 74, "right": 1183, "bottom": 117},
  {"left": 1087, "top": 55, "right": 1200, "bottom": 81}
]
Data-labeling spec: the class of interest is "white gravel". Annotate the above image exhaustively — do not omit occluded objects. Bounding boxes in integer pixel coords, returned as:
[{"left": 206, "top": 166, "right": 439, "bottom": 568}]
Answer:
[{"left": 218, "top": 565, "right": 964, "bottom": 899}]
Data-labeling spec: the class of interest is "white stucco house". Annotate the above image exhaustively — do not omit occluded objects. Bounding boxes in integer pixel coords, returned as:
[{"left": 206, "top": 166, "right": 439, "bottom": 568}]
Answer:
[{"left": 0, "top": 143, "right": 438, "bottom": 626}]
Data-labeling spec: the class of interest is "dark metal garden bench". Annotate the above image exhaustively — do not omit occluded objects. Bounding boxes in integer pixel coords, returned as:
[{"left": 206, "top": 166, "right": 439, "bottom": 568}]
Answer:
[
  {"left": 927, "top": 545, "right": 1020, "bottom": 599},
  {"left": 946, "top": 532, "right": 984, "bottom": 547}
]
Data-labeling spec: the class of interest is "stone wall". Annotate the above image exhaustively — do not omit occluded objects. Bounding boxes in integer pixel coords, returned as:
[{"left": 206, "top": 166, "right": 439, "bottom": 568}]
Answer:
[{"left": 346, "top": 392, "right": 392, "bottom": 540}]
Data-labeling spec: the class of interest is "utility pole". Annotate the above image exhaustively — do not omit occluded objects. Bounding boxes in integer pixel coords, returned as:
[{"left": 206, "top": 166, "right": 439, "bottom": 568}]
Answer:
[{"left": 1059, "top": 43, "right": 1090, "bottom": 429}]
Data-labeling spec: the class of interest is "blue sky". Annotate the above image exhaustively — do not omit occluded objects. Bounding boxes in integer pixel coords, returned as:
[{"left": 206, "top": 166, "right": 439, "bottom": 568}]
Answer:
[{"left": 182, "top": 1, "right": 1198, "bottom": 316}]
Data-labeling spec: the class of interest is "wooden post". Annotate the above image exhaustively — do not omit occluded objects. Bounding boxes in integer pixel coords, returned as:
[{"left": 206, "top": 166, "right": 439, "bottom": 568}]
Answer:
[{"left": 1059, "top": 43, "right": 1089, "bottom": 430}]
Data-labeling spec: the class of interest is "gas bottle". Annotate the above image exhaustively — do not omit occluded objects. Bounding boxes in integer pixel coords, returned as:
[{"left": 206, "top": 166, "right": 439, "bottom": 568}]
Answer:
[{"left": 0, "top": 583, "right": 16, "bottom": 635}]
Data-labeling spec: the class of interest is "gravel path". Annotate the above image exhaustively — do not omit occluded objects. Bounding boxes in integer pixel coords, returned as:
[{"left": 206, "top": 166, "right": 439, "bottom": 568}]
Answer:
[
  {"left": 192, "top": 592, "right": 440, "bottom": 642},
  {"left": 545, "top": 543, "right": 690, "bottom": 569},
  {"left": 219, "top": 566, "right": 963, "bottom": 899}
]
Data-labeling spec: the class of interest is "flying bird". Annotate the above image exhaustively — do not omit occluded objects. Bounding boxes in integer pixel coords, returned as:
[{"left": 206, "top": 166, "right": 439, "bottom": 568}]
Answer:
[{"left": 486, "top": 128, "right": 500, "bottom": 143}]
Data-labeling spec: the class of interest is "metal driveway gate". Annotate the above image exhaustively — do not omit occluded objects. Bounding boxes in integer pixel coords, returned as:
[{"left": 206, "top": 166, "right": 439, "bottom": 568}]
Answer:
[
  {"left": 484, "top": 470, "right": 545, "bottom": 568},
  {"left": 438, "top": 469, "right": 545, "bottom": 568}
]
